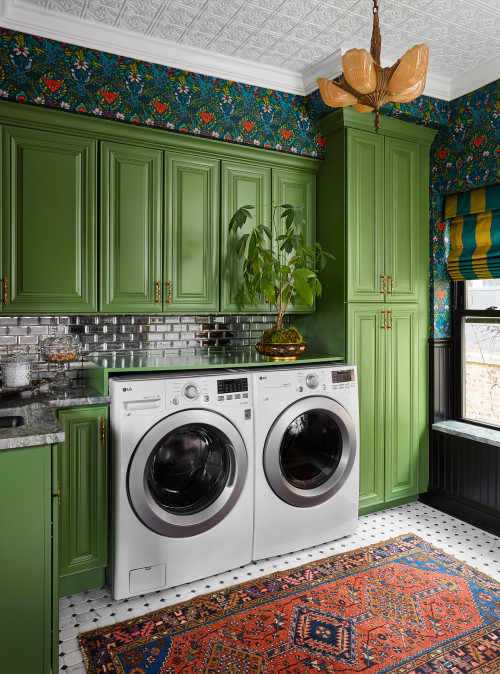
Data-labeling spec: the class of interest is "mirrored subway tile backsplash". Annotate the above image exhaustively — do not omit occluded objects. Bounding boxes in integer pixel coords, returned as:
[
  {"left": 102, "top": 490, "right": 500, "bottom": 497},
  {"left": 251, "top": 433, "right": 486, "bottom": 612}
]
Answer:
[{"left": 0, "top": 314, "right": 287, "bottom": 379}]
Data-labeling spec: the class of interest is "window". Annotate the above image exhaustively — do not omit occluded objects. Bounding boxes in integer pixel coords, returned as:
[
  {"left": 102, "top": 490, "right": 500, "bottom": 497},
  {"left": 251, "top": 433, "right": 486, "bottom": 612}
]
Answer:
[{"left": 453, "top": 280, "right": 500, "bottom": 428}]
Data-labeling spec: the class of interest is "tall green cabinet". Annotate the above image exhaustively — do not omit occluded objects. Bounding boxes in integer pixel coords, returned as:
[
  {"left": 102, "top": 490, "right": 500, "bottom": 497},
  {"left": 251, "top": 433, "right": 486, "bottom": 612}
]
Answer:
[{"left": 303, "top": 108, "right": 436, "bottom": 515}]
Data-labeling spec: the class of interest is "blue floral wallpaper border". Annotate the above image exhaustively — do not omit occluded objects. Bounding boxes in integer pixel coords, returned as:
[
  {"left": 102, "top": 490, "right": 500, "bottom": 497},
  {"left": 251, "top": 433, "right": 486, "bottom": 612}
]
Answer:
[{"left": 1, "top": 26, "right": 500, "bottom": 338}]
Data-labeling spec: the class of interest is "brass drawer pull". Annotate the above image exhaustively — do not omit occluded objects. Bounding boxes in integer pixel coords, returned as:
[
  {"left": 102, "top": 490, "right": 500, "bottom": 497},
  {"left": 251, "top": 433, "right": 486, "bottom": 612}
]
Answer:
[
  {"left": 166, "top": 281, "right": 172, "bottom": 304},
  {"left": 381, "top": 310, "right": 386, "bottom": 329},
  {"left": 387, "top": 310, "right": 393, "bottom": 330},
  {"left": 155, "top": 280, "right": 161, "bottom": 304},
  {"left": 100, "top": 416, "right": 106, "bottom": 446},
  {"left": 379, "top": 275, "right": 386, "bottom": 295},
  {"left": 387, "top": 275, "right": 394, "bottom": 295},
  {"left": 2, "top": 276, "right": 7, "bottom": 304}
]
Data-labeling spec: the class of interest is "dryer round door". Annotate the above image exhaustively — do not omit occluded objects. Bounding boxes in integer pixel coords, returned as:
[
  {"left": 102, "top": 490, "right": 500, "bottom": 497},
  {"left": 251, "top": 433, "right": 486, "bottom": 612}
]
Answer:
[
  {"left": 127, "top": 410, "right": 248, "bottom": 537},
  {"left": 263, "top": 396, "right": 356, "bottom": 507}
]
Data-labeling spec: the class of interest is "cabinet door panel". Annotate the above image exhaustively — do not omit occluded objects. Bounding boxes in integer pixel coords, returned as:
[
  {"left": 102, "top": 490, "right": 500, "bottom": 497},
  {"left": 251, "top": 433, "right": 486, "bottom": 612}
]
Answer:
[
  {"left": 221, "top": 161, "right": 271, "bottom": 313},
  {"left": 384, "top": 306, "right": 420, "bottom": 501},
  {"left": 384, "top": 138, "right": 420, "bottom": 302},
  {"left": 272, "top": 168, "right": 316, "bottom": 313},
  {"left": 2, "top": 126, "right": 97, "bottom": 312},
  {"left": 58, "top": 406, "right": 108, "bottom": 595},
  {"left": 347, "top": 304, "right": 385, "bottom": 511},
  {"left": 100, "top": 142, "right": 162, "bottom": 313},
  {"left": 165, "top": 153, "right": 219, "bottom": 311},
  {"left": 347, "top": 129, "right": 385, "bottom": 302}
]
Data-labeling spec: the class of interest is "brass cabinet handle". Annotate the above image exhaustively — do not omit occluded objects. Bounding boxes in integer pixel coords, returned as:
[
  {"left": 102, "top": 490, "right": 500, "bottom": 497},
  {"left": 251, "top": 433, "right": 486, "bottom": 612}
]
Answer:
[
  {"left": 379, "top": 275, "right": 386, "bottom": 295},
  {"left": 58, "top": 482, "right": 61, "bottom": 508},
  {"left": 387, "top": 275, "right": 394, "bottom": 295},
  {"left": 100, "top": 416, "right": 106, "bottom": 446},
  {"left": 380, "top": 310, "right": 386, "bottom": 329},
  {"left": 387, "top": 309, "right": 393, "bottom": 329},
  {"left": 2, "top": 276, "right": 7, "bottom": 304},
  {"left": 166, "top": 281, "right": 172, "bottom": 304},
  {"left": 155, "top": 280, "right": 161, "bottom": 304}
]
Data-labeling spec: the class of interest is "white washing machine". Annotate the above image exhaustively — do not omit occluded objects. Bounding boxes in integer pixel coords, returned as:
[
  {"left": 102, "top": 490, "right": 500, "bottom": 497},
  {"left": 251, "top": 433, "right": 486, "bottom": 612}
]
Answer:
[
  {"left": 252, "top": 364, "right": 359, "bottom": 560},
  {"left": 109, "top": 370, "right": 254, "bottom": 600}
]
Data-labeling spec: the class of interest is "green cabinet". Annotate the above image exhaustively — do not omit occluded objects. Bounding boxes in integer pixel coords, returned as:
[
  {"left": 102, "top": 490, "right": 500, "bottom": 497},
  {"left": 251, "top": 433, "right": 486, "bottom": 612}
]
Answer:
[
  {"left": 0, "top": 444, "right": 56, "bottom": 673},
  {"left": 221, "top": 161, "right": 271, "bottom": 313},
  {"left": 100, "top": 141, "right": 162, "bottom": 313},
  {"left": 57, "top": 405, "right": 108, "bottom": 597},
  {"left": 308, "top": 108, "right": 435, "bottom": 515},
  {"left": 1, "top": 125, "right": 97, "bottom": 312},
  {"left": 165, "top": 152, "right": 220, "bottom": 312}
]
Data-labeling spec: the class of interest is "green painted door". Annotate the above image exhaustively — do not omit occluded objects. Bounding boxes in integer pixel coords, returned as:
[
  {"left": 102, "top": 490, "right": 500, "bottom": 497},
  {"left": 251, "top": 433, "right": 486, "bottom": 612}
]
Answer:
[
  {"left": 100, "top": 141, "right": 162, "bottom": 312},
  {"left": 384, "top": 138, "right": 420, "bottom": 302},
  {"left": 58, "top": 405, "right": 108, "bottom": 597},
  {"left": 221, "top": 161, "right": 271, "bottom": 313},
  {"left": 347, "top": 304, "right": 385, "bottom": 512},
  {"left": 272, "top": 168, "right": 316, "bottom": 313},
  {"left": 165, "top": 152, "right": 220, "bottom": 312},
  {"left": 0, "top": 445, "right": 52, "bottom": 673},
  {"left": 1, "top": 126, "right": 97, "bottom": 313},
  {"left": 346, "top": 129, "right": 385, "bottom": 302},
  {"left": 384, "top": 305, "right": 421, "bottom": 502}
]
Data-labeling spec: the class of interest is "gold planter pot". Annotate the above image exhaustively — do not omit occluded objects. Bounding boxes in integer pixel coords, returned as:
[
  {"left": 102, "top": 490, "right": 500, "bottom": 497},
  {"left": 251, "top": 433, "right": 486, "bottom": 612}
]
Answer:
[{"left": 255, "top": 342, "right": 308, "bottom": 361}]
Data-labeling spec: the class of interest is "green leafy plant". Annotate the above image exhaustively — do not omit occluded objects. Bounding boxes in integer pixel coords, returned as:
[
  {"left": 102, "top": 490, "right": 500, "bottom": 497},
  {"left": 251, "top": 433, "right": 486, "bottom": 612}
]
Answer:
[{"left": 229, "top": 202, "right": 334, "bottom": 336}]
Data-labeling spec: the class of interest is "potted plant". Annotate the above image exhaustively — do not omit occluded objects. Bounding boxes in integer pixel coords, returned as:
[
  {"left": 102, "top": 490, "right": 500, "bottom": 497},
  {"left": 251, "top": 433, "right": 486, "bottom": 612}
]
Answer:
[{"left": 229, "top": 202, "right": 334, "bottom": 360}]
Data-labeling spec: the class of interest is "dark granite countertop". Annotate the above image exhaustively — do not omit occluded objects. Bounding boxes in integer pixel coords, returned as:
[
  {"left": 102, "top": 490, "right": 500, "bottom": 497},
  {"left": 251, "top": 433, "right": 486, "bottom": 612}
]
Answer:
[{"left": 0, "top": 381, "right": 110, "bottom": 450}]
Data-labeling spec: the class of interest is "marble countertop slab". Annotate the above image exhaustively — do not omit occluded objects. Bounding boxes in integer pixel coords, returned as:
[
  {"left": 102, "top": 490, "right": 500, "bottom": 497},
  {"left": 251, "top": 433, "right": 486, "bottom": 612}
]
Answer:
[
  {"left": 0, "top": 381, "right": 110, "bottom": 451},
  {"left": 432, "top": 420, "right": 500, "bottom": 447}
]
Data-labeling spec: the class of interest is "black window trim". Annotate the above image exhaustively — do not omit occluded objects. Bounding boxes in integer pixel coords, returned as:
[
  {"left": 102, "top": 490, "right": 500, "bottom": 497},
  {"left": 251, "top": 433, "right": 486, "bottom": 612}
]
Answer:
[{"left": 451, "top": 280, "right": 500, "bottom": 430}]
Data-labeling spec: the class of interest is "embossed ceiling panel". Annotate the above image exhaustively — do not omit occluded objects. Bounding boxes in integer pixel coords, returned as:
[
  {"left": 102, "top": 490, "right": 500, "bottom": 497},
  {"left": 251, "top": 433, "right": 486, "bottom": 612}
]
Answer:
[{"left": 10, "top": 0, "right": 500, "bottom": 98}]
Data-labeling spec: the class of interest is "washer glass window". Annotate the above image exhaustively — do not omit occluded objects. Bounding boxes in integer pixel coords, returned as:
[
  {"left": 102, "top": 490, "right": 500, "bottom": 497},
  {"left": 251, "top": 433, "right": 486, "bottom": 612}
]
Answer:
[
  {"left": 279, "top": 411, "right": 342, "bottom": 489},
  {"left": 146, "top": 424, "right": 231, "bottom": 515}
]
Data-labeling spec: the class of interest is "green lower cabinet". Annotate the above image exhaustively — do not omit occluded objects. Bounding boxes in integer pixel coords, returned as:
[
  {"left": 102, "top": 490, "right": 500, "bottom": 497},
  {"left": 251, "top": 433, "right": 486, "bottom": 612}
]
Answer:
[
  {"left": 0, "top": 444, "right": 55, "bottom": 673},
  {"left": 348, "top": 303, "right": 424, "bottom": 514},
  {"left": 58, "top": 405, "right": 109, "bottom": 597}
]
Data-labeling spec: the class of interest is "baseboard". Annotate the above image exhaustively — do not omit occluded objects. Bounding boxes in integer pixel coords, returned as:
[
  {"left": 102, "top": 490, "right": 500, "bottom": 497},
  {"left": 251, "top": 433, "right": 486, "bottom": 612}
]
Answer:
[
  {"left": 358, "top": 494, "right": 419, "bottom": 517},
  {"left": 420, "top": 488, "right": 500, "bottom": 536},
  {"left": 59, "top": 566, "right": 107, "bottom": 598}
]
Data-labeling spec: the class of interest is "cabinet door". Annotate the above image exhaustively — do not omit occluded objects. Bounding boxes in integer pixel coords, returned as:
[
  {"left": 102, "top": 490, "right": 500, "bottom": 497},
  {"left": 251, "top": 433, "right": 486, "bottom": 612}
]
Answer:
[
  {"left": 384, "top": 138, "right": 420, "bottom": 302},
  {"left": 0, "top": 445, "right": 52, "bottom": 673},
  {"left": 1, "top": 126, "right": 97, "bottom": 312},
  {"left": 58, "top": 405, "right": 108, "bottom": 597},
  {"left": 272, "top": 168, "right": 316, "bottom": 313},
  {"left": 221, "top": 161, "right": 271, "bottom": 313},
  {"left": 100, "top": 142, "right": 162, "bottom": 312},
  {"left": 347, "top": 304, "right": 385, "bottom": 512},
  {"left": 165, "top": 152, "right": 219, "bottom": 311},
  {"left": 346, "top": 129, "right": 385, "bottom": 302},
  {"left": 384, "top": 306, "right": 420, "bottom": 501}
]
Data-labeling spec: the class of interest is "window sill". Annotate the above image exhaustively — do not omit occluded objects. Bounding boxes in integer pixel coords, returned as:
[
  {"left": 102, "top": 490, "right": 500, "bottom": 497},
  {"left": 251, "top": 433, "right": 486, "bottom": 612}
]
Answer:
[{"left": 432, "top": 420, "right": 500, "bottom": 448}]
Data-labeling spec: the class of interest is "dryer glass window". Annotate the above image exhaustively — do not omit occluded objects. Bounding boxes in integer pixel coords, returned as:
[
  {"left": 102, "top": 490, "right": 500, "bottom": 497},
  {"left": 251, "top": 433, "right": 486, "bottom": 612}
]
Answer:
[
  {"left": 279, "top": 411, "right": 342, "bottom": 489},
  {"left": 146, "top": 424, "right": 231, "bottom": 514}
]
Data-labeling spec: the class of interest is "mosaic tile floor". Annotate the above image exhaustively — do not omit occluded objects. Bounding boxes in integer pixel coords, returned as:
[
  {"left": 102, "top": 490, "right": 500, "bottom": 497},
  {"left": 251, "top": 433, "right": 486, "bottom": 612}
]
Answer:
[{"left": 58, "top": 501, "right": 500, "bottom": 673}]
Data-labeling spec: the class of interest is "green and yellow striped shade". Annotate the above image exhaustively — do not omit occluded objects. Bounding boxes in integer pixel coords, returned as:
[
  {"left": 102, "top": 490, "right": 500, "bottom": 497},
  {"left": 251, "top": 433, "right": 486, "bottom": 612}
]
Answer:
[{"left": 445, "top": 184, "right": 500, "bottom": 281}]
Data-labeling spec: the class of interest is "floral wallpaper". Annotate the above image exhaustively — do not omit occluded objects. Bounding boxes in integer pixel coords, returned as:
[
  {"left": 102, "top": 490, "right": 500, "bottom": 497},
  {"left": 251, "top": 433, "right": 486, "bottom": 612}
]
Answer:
[{"left": 0, "top": 26, "right": 499, "bottom": 338}]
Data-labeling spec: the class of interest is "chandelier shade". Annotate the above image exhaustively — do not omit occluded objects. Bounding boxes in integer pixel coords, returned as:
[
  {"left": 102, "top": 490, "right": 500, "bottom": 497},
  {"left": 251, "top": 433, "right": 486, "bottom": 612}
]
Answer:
[{"left": 317, "top": 0, "right": 429, "bottom": 131}]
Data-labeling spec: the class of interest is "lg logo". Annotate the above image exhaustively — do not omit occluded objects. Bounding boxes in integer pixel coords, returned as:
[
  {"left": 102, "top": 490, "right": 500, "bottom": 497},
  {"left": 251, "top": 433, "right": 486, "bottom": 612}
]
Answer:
[{"left": 122, "top": 387, "right": 132, "bottom": 392}]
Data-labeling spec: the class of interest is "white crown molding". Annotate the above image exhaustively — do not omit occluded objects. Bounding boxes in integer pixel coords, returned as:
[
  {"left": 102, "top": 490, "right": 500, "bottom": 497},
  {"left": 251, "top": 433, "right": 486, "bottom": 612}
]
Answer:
[{"left": 1, "top": 0, "right": 498, "bottom": 104}]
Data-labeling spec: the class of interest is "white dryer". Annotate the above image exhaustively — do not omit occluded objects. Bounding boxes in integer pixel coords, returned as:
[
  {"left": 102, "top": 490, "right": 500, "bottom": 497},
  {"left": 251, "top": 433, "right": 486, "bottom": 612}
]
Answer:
[
  {"left": 252, "top": 364, "right": 359, "bottom": 560},
  {"left": 109, "top": 370, "right": 253, "bottom": 600}
]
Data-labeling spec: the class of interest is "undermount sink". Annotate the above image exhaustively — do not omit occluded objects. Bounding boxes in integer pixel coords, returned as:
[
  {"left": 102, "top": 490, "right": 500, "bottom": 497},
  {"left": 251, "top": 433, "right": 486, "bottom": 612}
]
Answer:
[{"left": 0, "top": 415, "right": 25, "bottom": 428}]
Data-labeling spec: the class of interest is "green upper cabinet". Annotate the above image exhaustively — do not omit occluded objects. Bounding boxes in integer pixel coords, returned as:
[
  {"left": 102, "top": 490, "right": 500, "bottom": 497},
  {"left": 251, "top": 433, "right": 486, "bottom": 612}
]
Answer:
[
  {"left": 272, "top": 168, "right": 316, "bottom": 313},
  {"left": 346, "top": 129, "right": 385, "bottom": 302},
  {"left": 58, "top": 405, "right": 108, "bottom": 597},
  {"left": 1, "top": 125, "right": 97, "bottom": 313},
  {"left": 220, "top": 161, "right": 271, "bottom": 313},
  {"left": 100, "top": 141, "right": 162, "bottom": 313},
  {"left": 165, "top": 152, "right": 220, "bottom": 312}
]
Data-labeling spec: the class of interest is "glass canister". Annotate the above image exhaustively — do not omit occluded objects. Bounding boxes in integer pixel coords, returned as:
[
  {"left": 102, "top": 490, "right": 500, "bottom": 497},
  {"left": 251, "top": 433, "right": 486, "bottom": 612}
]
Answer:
[
  {"left": 40, "top": 327, "right": 82, "bottom": 389},
  {"left": 2, "top": 350, "right": 33, "bottom": 389}
]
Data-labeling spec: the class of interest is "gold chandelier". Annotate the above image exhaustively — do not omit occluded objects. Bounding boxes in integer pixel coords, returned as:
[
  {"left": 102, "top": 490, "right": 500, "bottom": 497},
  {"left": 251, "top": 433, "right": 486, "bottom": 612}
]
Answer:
[{"left": 317, "top": 0, "right": 429, "bottom": 132}]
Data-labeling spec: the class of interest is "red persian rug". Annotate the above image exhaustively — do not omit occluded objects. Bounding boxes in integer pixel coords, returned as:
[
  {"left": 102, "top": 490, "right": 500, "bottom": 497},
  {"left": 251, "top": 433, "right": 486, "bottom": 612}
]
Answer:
[{"left": 79, "top": 534, "right": 500, "bottom": 673}]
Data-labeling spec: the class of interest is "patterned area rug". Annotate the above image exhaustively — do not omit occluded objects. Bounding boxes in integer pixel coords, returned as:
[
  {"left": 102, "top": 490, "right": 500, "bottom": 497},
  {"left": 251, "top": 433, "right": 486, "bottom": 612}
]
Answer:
[{"left": 79, "top": 534, "right": 500, "bottom": 673}]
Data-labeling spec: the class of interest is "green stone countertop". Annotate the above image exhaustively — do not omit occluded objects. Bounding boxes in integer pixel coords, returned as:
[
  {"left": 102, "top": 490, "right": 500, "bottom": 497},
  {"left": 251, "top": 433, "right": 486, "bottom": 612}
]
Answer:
[
  {"left": 0, "top": 382, "right": 110, "bottom": 450},
  {"left": 83, "top": 349, "right": 343, "bottom": 394}
]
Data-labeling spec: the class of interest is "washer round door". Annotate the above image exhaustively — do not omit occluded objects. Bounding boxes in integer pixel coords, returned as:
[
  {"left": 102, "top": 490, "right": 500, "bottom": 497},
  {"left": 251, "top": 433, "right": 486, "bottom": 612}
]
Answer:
[
  {"left": 128, "top": 410, "right": 248, "bottom": 537},
  {"left": 263, "top": 397, "right": 356, "bottom": 507}
]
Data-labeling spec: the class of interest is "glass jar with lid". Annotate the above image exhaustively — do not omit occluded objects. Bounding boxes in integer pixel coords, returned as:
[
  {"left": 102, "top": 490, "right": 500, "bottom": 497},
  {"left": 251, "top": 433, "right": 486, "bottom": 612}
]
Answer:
[
  {"left": 40, "top": 327, "right": 81, "bottom": 389},
  {"left": 1, "top": 348, "right": 33, "bottom": 390}
]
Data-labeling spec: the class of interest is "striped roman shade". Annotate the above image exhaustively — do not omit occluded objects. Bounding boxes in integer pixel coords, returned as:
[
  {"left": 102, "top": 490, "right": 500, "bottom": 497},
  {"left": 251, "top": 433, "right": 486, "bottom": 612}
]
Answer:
[{"left": 445, "top": 184, "right": 500, "bottom": 280}]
